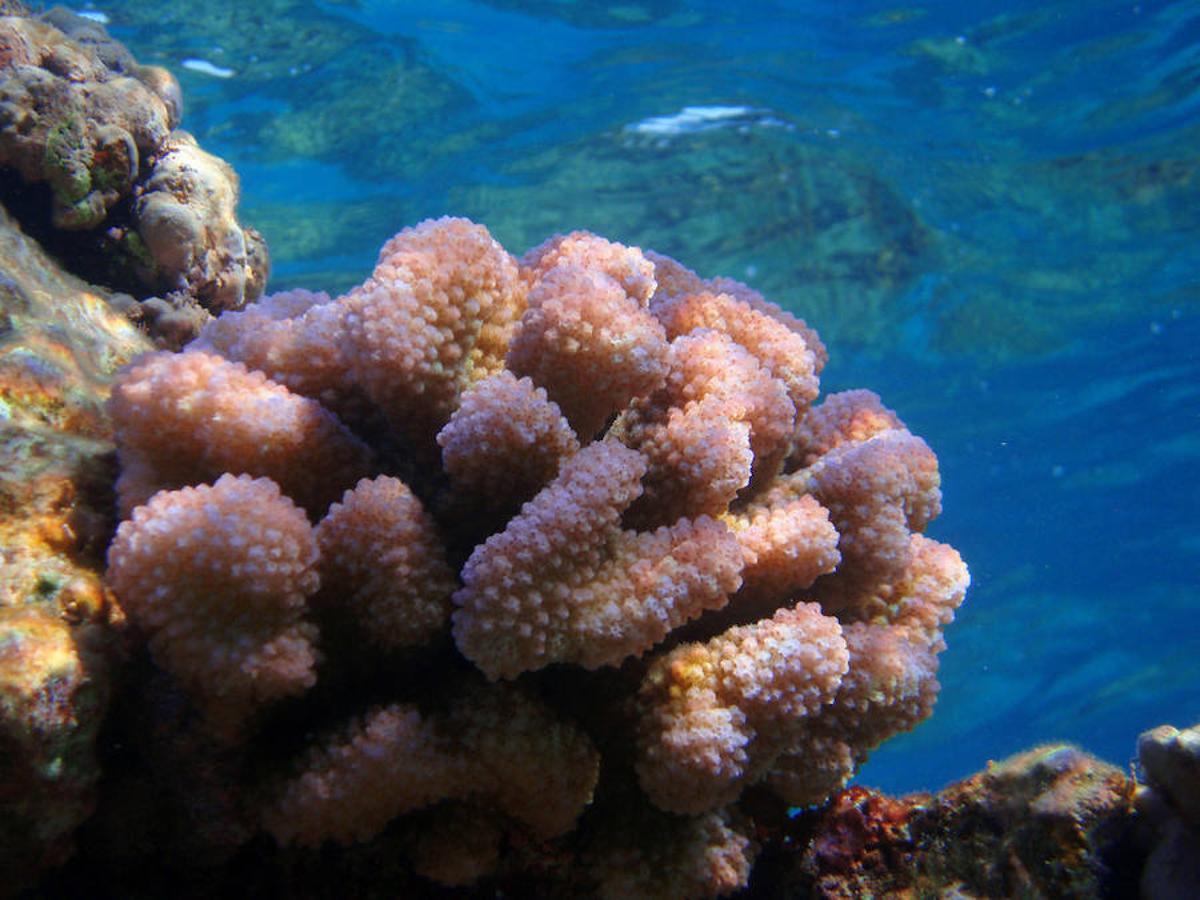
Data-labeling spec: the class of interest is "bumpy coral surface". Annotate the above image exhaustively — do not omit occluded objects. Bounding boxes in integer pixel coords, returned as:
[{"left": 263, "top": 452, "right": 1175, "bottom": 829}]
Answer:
[
  {"left": 262, "top": 683, "right": 601, "bottom": 848},
  {"left": 106, "top": 474, "right": 321, "bottom": 737},
  {"left": 314, "top": 475, "right": 456, "bottom": 651},
  {"left": 0, "top": 10, "right": 266, "bottom": 337},
  {"left": 108, "top": 349, "right": 373, "bottom": 517},
  {"left": 635, "top": 602, "right": 849, "bottom": 813},
  {"left": 453, "top": 440, "right": 744, "bottom": 679},
  {"left": 341, "top": 217, "right": 524, "bottom": 455},
  {"left": 102, "top": 215, "right": 969, "bottom": 896}
]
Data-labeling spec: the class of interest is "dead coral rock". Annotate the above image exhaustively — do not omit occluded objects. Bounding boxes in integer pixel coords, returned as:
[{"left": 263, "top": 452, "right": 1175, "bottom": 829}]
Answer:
[
  {"left": 0, "top": 9, "right": 265, "bottom": 342},
  {"left": 1139, "top": 723, "right": 1200, "bottom": 830},
  {"left": 782, "top": 744, "right": 1137, "bottom": 899},
  {"left": 915, "top": 744, "right": 1135, "bottom": 897},
  {"left": 0, "top": 200, "right": 145, "bottom": 613},
  {"left": 1136, "top": 723, "right": 1200, "bottom": 899},
  {"left": 135, "top": 131, "right": 269, "bottom": 313},
  {"left": 0, "top": 14, "right": 170, "bottom": 228},
  {"left": 0, "top": 606, "right": 111, "bottom": 887},
  {"left": 0, "top": 201, "right": 148, "bottom": 890},
  {"left": 39, "top": 8, "right": 183, "bottom": 125}
]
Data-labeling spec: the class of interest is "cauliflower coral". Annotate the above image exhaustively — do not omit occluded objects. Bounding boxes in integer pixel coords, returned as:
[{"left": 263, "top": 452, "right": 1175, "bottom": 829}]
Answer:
[{"left": 104, "top": 217, "right": 968, "bottom": 897}]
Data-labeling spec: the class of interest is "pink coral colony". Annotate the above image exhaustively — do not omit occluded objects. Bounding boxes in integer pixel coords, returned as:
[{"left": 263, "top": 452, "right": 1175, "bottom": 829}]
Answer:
[{"left": 104, "top": 217, "right": 968, "bottom": 896}]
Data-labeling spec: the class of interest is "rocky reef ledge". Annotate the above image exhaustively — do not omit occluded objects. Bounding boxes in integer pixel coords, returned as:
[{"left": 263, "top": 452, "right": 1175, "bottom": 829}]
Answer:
[{"left": 0, "top": 6, "right": 266, "bottom": 346}]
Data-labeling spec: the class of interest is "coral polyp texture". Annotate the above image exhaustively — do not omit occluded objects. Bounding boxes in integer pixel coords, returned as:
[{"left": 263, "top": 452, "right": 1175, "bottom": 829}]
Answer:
[
  {"left": 106, "top": 474, "right": 321, "bottom": 739},
  {"left": 103, "top": 216, "right": 969, "bottom": 896}
]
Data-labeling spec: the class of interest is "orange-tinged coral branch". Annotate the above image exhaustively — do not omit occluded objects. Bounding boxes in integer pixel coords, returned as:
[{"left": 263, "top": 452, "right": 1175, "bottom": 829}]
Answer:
[{"left": 635, "top": 602, "right": 848, "bottom": 813}]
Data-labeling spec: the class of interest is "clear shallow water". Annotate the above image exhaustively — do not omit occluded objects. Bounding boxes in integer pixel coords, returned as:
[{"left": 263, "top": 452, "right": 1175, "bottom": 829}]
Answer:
[{"left": 92, "top": 0, "right": 1199, "bottom": 792}]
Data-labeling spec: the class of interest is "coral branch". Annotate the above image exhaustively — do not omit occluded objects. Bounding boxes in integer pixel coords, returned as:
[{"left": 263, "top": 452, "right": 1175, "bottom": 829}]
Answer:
[
  {"left": 635, "top": 602, "right": 848, "bottom": 813},
  {"left": 341, "top": 217, "right": 525, "bottom": 453},
  {"left": 507, "top": 263, "right": 668, "bottom": 439},
  {"left": 109, "top": 350, "right": 372, "bottom": 517},
  {"left": 263, "top": 683, "right": 600, "bottom": 846},
  {"left": 106, "top": 474, "right": 320, "bottom": 736},
  {"left": 437, "top": 370, "right": 579, "bottom": 516},
  {"left": 314, "top": 476, "right": 455, "bottom": 651},
  {"left": 452, "top": 440, "right": 743, "bottom": 679}
]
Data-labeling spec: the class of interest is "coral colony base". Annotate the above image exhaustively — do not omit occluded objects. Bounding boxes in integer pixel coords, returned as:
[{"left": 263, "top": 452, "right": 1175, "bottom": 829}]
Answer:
[{"left": 101, "top": 217, "right": 969, "bottom": 896}]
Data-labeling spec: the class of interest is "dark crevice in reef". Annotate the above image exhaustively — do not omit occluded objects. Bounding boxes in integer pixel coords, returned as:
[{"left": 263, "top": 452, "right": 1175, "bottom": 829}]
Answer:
[{"left": 0, "top": 168, "right": 147, "bottom": 300}]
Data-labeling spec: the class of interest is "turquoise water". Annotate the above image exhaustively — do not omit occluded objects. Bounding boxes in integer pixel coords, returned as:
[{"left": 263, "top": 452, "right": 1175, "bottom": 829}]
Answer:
[{"left": 95, "top": 0, "right": 1198, "bottom": 792}]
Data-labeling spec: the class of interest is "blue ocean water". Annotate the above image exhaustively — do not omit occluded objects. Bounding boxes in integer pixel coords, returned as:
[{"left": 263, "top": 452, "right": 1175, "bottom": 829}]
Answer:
[{"left": 93, "top": 0, "right": 1199, "bottom": 793}]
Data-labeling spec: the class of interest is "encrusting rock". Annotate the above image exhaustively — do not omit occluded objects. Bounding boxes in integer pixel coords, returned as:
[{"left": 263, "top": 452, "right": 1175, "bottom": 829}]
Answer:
[
  {"left": 1136, "top": 722, "right": 1200, "bottom": 898},
  {"left": 133, "top": 131, "right": 269, "bottom": 314},
  {"left": 0, "top": 9, "right": 266, "bottom": 344},
  {"left": 0, "top": 190, "right": 151, "bottom": 890}
]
